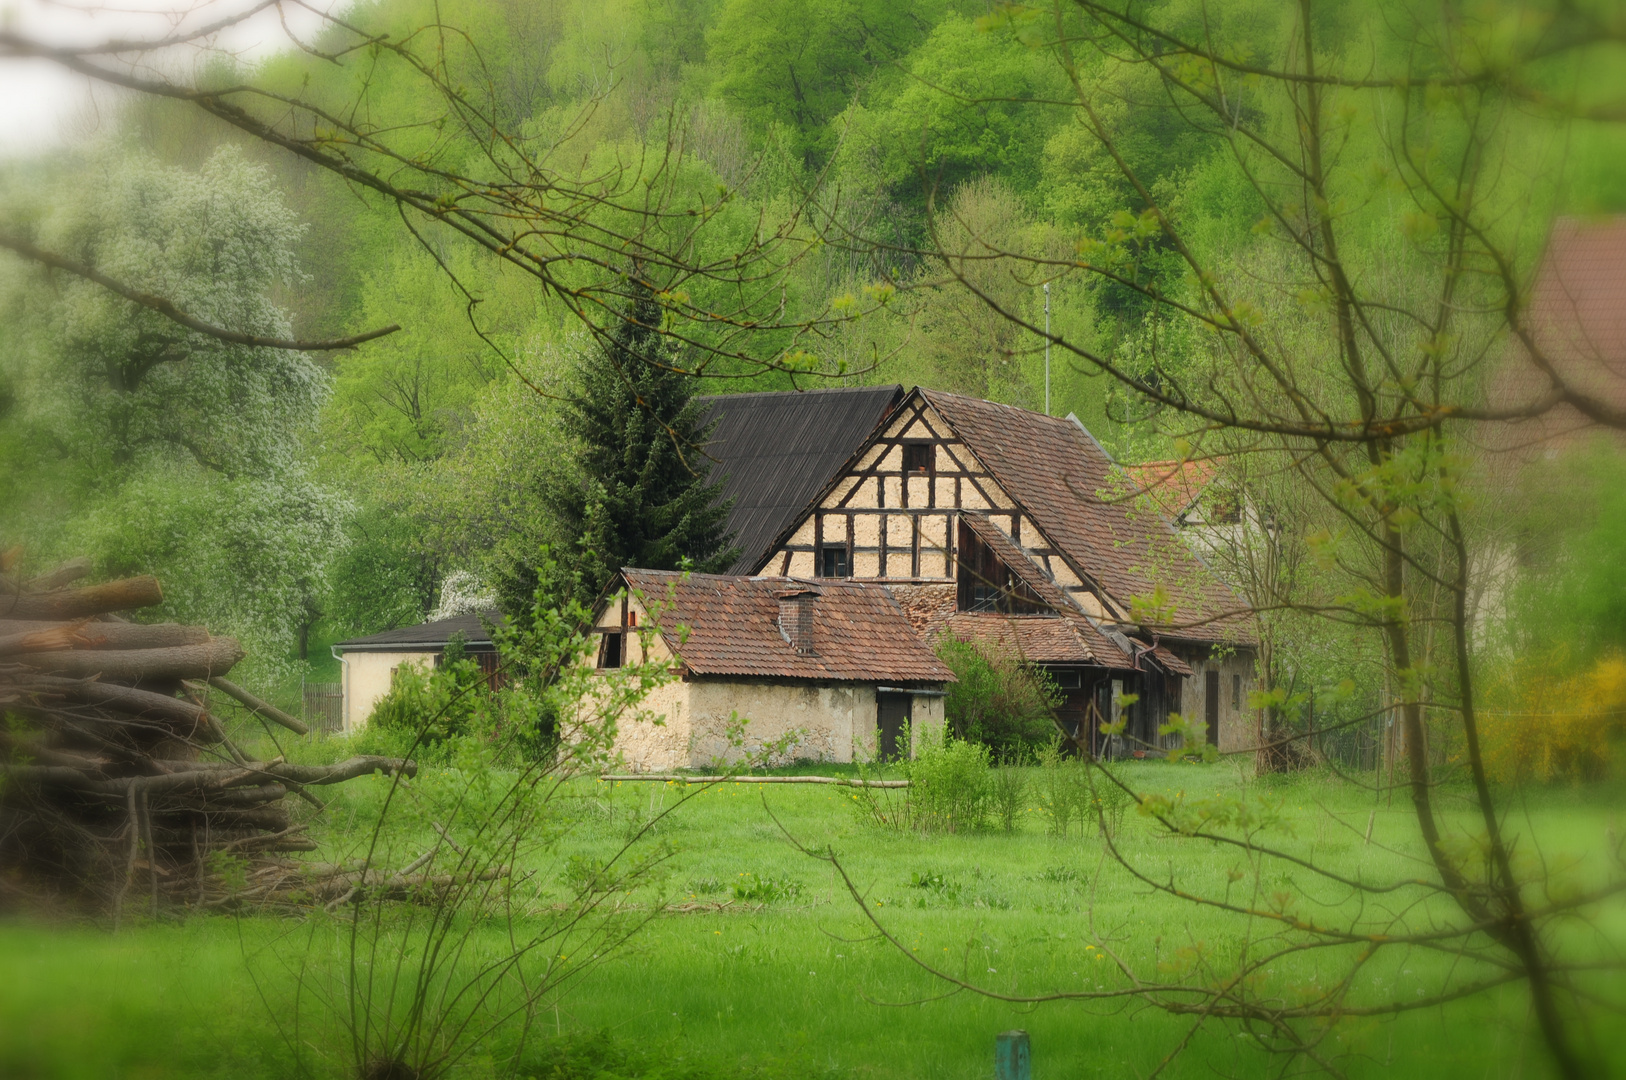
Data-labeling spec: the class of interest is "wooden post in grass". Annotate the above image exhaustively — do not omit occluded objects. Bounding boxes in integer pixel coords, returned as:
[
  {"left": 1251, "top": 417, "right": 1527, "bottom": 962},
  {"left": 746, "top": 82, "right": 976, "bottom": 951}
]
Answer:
[{"left": 996, "top": 1030, "right": 1030, "bottom": 1080}]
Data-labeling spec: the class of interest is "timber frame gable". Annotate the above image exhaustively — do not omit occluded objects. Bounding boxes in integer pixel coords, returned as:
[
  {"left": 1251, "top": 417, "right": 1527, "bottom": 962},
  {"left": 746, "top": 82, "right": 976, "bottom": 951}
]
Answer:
[{"left": 750, "top": 388, "right": 1128, "bottom": 624}]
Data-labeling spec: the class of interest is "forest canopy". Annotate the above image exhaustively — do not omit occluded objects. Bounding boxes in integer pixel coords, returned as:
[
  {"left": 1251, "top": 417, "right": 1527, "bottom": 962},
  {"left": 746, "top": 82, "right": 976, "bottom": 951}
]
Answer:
[{"left": 1, "top": 0, "right": 1624, "bottom": 698}]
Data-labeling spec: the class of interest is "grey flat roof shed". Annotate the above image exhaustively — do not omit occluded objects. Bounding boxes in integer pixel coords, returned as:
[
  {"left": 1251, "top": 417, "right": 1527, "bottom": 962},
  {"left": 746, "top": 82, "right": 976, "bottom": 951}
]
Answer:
[{"left": 335, "top": 611, "right": 501, "bottom": 652}]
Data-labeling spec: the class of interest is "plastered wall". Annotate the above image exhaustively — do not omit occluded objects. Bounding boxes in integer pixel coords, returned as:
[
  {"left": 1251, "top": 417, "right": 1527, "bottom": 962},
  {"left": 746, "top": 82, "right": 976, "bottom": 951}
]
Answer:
[
  {"left": 603, "top": 676, "right": 949, "bottom": 772},
  {"left": 340, "top": 650, "right": 438, "bottom": 731}
]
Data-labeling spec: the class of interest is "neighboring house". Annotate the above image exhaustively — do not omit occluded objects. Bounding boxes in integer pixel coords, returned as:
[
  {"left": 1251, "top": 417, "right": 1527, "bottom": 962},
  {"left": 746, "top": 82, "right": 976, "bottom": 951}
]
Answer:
[
  {"left": 1122, "top": 458, "right": 1264, "bottom": 584},
  {"left": 332, "top": 612, "right": 500, "bottom": 731},
  {"left": 1488, "top": 216, "right": 1626, "bottom": 459},
  {"left": 590, "top": 569, "right": 952, "bottom": 770},
  {"left": 752, "top": 386, "right": 1259, "bottom": 755}
]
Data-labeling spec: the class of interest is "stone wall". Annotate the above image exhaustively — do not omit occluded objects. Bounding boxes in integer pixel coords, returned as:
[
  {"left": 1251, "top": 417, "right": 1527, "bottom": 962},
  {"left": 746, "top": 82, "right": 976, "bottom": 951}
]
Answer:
[{"left": 886, "top": 583, "right": 957, "bottom": 637}]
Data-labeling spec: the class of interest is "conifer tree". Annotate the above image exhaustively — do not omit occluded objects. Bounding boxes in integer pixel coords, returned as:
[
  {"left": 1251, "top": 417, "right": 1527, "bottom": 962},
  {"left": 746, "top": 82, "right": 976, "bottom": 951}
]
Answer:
[{"left": 524, "top": 286, "right": 738, "bottom": 610}]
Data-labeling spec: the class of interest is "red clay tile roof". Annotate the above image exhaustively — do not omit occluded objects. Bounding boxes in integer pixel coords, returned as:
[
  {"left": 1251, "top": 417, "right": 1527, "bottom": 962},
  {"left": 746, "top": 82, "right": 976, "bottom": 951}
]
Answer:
[
  {"left": 619, "top": 569, "right": 953, "bottom": 683},
  {"left": 934, "top": 612, "right": 1133, "bottom": 668},
  {"left": 1121, "top": 459, "right": 1220, "bottom": 520},
  {"left": 920, "top": 388, "right": 1254, "bottom": 646},
  {"left": 1489, "top": 217, "right": 1626, "bottom": 451}
]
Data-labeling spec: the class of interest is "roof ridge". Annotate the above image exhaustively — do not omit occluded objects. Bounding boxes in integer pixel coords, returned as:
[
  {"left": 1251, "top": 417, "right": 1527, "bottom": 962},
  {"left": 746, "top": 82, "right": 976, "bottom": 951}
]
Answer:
[{"left": 697, "top": 383, "right": 902, "bottom": 403}]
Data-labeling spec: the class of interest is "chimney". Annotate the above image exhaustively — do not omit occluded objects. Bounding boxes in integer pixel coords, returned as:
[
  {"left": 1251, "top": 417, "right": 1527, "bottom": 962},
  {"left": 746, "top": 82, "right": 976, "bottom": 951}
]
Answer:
[{"left": 777, "top": 589, "right": 819, "bottom": 655}]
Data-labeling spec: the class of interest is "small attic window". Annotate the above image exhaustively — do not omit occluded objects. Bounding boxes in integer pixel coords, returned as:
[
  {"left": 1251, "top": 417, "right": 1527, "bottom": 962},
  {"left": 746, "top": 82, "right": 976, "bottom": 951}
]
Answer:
[
  {"left": 902, "top": 443, "right": 932, "bottom": 474},
  {"left": 818, "top": 544, "right": 849, "bottom": 579}
]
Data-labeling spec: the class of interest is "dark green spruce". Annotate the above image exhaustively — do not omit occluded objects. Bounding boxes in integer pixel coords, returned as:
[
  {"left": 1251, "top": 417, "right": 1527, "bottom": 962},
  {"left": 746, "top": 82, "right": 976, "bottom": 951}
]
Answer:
[{"left": 507, "top": 286, "right": 737, "bottom": 613}]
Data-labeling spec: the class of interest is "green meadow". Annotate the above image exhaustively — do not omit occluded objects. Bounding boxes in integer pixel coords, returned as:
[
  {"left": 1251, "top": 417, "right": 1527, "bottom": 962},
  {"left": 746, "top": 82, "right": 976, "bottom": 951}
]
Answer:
[{"left": 2, "top": 760, "right": 1620, "bottom": 1079}]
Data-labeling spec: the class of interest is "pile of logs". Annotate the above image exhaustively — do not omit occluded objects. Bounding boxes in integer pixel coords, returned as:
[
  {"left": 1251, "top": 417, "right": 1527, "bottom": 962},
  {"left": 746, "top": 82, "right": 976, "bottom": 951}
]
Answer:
[{"left": 0, "top": 553, "right": 415, "bottom": 916}]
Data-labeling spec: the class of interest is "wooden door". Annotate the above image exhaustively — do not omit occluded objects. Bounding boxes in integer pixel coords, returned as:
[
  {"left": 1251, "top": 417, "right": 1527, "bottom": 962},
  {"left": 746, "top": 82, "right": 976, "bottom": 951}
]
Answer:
[
  {"left": 876, "top": 692, "right": 910, "bottom": 762},
  {"left": 1205, "top": 669, "right": 1221, "bottom": 748}
]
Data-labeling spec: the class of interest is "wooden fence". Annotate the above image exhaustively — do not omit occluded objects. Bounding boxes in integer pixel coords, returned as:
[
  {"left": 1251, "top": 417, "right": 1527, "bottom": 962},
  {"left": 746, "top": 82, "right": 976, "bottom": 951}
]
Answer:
[{"left": 302, "top": 682, "right": 343, "bottom": 733}]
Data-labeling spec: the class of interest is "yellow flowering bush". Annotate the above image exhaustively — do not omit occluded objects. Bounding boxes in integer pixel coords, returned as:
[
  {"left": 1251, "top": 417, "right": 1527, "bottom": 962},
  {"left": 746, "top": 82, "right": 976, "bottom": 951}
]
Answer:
[{"left": 1478, "top": 651, "right": 1626, "bottom": 783}]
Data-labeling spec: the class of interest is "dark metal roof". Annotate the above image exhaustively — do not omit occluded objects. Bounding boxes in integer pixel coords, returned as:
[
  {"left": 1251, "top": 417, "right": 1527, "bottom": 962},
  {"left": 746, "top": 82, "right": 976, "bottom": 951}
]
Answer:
[
  {"left": 336, "top": 611, "right": 501, "bottom": 651},
  {"left": 698, "top": 385, "right": 904, "bottom": 574}
]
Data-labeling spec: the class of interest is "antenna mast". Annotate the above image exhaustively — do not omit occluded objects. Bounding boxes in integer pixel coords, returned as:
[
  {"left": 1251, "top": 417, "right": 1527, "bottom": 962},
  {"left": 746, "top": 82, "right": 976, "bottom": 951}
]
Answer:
[{"left": 1043, "top": 282, "right": 1051, "bottom": 416}]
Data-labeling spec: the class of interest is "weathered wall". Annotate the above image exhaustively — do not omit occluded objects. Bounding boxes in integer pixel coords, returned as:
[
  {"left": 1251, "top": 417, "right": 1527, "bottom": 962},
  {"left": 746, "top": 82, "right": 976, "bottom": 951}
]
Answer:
[
  {"left": 1181, "top": 649, "right": 1259, "bottom": 753},
  {"left": 340, "top": 650, "right": 438, "bottom": 731},
  {"left": 608, "top": 680, "right": 693, "bottom": 772},
  {"left": 685, "top": 680, "right": 873, "bottom": 766},
  {"left": 609, "top": 679, "right": 951, "bottom": 769}
]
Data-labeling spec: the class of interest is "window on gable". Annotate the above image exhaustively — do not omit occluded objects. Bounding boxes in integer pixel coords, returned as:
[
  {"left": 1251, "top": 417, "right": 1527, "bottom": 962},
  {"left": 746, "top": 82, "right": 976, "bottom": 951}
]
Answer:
[
  {"left": 598, "top": 632, "right": 622, "bottom": 669},
  {"left": 902, "top": 443, "right": 932, "bottom": 474},
  {"left": 818, "top": 544, "right": 849, "bottom": 579},
  {"left": 955, "top": 518, "right": 1047, "bottom": 614}
]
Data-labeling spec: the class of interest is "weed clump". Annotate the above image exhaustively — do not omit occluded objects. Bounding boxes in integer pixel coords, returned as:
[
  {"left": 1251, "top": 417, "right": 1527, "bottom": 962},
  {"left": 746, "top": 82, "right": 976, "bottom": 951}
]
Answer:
[
  {"left": 907, "top": 735, "right": 994, "bottom": 832},
  {"left": 1033, "top": 738, "right": 1132, "bottom": 838},
  {"left": 851, "top": 730, "right": 994, "bottom": 832},
  {"left": 731, "top": 873, "right": 804, "bottom": 903}
]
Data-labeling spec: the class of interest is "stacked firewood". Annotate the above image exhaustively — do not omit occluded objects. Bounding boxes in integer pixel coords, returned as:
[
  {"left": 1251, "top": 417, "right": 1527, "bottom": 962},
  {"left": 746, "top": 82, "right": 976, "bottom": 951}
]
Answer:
[{"left": 0, "top": 553, "right": 416, "bottom": 915}]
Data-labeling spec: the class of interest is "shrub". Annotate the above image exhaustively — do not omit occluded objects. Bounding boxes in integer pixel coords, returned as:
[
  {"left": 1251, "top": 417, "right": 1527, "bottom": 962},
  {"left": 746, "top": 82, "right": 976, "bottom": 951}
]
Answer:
[
  {"left": 1479, "top": 649, "right": 1626, "bottom": 783},
  {"left": 360, "top": 629, "right": 558, "bottom": 764},
  {"left": 848, "top": 730, "right": 995, "bottom": 833},
  {"left": 937, "top": 635, "right": 1064, "bottom": 755},
  {"left": 906, "top": 732, "right": 993, "bottom": 833},
  {"left": 364, "top": 631, "right": 489, "bottom": 755}
]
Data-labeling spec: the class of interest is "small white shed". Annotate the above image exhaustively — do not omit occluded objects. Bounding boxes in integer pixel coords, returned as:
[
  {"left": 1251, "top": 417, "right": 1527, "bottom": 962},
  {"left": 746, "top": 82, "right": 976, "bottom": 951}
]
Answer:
[{"left": 332, "top": 612, "right": 499, "bottom": 731}]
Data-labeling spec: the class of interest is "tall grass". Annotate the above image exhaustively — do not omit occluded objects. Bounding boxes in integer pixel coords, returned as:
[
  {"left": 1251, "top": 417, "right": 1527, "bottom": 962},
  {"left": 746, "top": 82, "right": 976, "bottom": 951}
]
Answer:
[{"left": 1, "top": 763, "right": 1621, "bottom": 1078}]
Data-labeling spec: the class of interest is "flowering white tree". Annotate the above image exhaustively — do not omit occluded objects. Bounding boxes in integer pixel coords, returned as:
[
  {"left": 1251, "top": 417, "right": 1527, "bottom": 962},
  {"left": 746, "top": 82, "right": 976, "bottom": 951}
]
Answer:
[{"left": 0, "top": 145, "right": 346, "bottom": 680}]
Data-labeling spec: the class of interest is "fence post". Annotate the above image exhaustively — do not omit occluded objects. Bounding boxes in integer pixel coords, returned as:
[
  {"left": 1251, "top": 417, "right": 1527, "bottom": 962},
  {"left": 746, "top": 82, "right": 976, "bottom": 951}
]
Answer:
[{"left": 996, "top": 1030, "right": 1030, "bottom": 1080}]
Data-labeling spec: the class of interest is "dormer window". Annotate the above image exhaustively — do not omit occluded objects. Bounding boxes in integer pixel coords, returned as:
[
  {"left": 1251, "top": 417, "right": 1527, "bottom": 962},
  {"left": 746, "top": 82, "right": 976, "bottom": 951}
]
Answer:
[{"left": 902, "top": 443, "right": 932, "bottom": 474}]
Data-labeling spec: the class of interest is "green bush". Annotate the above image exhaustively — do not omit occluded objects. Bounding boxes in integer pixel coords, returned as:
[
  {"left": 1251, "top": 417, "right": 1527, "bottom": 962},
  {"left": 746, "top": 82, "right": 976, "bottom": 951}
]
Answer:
[
  {"left": 936, "top": 636, "right": 1063, "bottom": 755},
  {"left": 359, "top": 630, "right": 556, "bottom": 764},
  {"left": 905, "top": 732, "right": 993, "bottom": 833}
]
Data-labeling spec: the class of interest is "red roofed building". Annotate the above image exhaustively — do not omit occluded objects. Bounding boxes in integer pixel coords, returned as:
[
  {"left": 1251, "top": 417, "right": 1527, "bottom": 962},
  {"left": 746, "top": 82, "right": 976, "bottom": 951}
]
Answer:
[
  {"left": 723, "top": 386, "right": 1259, "bottom": 758},
  {"left": 1489, "top": 216, "right": 1626, "bottom": 457},
  {"left": 589, "top": 570, "right": 952, "bottom": 770}
]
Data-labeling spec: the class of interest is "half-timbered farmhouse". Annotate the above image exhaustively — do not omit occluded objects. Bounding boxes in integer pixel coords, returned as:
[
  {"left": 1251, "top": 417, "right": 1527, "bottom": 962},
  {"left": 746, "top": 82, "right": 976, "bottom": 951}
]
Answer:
[
  {"left": 341, "top": 383, "right": 1258, "bottom": 763},
  {"left": 735, "top": 386, "right": 1258, "bottom": 755}
]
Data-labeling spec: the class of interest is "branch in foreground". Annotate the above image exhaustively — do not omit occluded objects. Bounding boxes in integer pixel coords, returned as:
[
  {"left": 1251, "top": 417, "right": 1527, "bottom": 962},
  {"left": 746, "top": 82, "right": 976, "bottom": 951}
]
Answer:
[{"left": 0, "top": 233, "right": 401, "bottom": 352}]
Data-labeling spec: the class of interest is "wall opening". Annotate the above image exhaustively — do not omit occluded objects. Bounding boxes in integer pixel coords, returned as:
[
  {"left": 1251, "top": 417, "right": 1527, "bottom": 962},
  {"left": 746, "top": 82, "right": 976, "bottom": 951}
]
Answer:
[{"left": 876, "top": 692, "right": 910, "bottom": 762}]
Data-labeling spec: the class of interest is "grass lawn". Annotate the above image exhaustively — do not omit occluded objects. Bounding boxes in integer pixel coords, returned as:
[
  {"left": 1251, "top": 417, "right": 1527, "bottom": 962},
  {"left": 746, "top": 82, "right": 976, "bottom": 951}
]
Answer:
[{"left": 2, "top": 756, "right": 1621, "bottom": 1079}]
